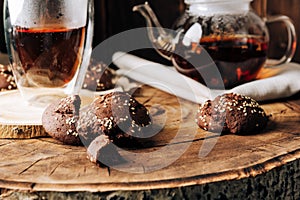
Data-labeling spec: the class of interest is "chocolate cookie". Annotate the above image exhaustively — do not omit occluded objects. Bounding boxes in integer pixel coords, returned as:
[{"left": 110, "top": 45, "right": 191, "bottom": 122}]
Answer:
[
  {"left": 87, "top": 135, "right": 124, "bottom": 166},
  {"left": 42, "top": 95, "right": 82, "bottom": 145},
  {"left": 0, "top": 64, "right": 17, "bottom": 91},
  {"left": 196, "top": 93, "right": 268, "bottom": 135},
  {"left": 82, "top": 60, "right": 115, "bottom": 91},
  {"left": 78, "top": 91, "right": 152, "bottom": 146}
]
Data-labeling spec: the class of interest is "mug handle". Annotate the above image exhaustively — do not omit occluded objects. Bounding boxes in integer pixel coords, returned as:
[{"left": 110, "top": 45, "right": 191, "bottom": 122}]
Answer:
[{"left": 265, "top": 15, "right": 297, "bottom": 67}]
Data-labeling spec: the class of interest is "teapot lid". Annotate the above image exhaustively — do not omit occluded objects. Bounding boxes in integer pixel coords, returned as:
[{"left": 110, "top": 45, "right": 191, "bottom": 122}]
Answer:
[{"left": 185, "top": 0, "right": 252, "bottom": 4}]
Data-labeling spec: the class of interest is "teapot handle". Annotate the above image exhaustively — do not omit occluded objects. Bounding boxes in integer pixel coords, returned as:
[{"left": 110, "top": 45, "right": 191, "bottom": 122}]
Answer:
[{"left": 265, "top": 15, "right": 297, "bottom": 67}]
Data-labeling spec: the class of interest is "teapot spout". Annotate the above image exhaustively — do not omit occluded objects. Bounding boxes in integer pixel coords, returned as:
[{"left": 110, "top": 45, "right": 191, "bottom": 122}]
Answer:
[{"left": 133, "top": 2, "right": 174, "bottom": 60}]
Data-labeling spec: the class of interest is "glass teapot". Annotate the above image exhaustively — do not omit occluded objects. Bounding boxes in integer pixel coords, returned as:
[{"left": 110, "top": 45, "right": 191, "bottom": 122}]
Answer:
[{"left": 133, "top": 0, "right": 296, "bottom": 89}]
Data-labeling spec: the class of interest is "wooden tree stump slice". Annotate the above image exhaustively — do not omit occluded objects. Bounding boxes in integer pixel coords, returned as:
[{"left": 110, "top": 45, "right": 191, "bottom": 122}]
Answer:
[
  {"left": 0, "top": 86, "right": 299, "bottom": 198},
  {"left": 0, "top": 89, "right": 97, "bottom": 139},
  {"left": 0, "top": 124, "right": 47, "bottom": 139},
  {"left": 0, "top": 90, "right": 48, "bottom": 139}
]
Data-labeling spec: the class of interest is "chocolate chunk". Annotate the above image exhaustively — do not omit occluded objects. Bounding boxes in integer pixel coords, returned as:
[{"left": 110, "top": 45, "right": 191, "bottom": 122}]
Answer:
[{"left": 87, "top": 135, "right": 124, "bottom": 166}]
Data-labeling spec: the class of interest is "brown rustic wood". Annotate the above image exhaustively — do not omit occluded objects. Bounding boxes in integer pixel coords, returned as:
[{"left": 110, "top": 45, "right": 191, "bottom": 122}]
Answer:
[
  {"left": 0, "top": 90, "right": 48, "bottom": 139},
  {"left": 0, "top": 124, "right": 47, "bottom": 139},
  {"left": 251, "top": 0, "right": 267, "bottom": 19},
  {"left": 0, "top": 1, "right": 299, "bottom": 198},
  {"left": 264, "top": 0, "right": 300, "bottom": 63},
  {"left": 0, "top": 89, "right": 93, "bottom": 139},
  {"left": 0, "top": 85, "right": 299, "bottom": 198}
]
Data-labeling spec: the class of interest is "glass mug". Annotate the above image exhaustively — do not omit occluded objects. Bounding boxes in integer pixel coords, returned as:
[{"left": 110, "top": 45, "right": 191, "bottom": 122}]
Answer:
[
  {"left": 3, "top": 0, "right": 94, "bottom": 106},
  {"left": 134, "top": 0, "right": 297, "bottom": 89}
]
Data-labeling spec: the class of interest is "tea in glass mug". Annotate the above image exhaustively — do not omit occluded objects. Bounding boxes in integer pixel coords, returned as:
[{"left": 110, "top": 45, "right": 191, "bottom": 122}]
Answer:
[{"left": 4, "top": 0, "right": 94, "bottom": 106}]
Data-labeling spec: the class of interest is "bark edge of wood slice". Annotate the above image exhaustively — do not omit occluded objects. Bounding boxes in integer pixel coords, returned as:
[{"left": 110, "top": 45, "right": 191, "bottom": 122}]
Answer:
[{"left": 0, "top": 124, "right": 48, "bottom": 139}]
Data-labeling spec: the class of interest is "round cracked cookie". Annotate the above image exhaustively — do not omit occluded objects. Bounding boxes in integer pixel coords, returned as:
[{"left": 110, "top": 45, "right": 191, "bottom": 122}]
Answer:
[
  {"left": 196, "top": 93, "right": 268, "bottom": 135},
  {"left": 78, "top": 91, "right": 152, "bottom": 146},
  {"left": 82, "top": 60, "right": 115, "bottom": 91},
  {"left": 42, "top": 95, "right": 82, "bottom": 145},
  {"left": 0, "top": 64, "right": 17, "bottom": 91}
]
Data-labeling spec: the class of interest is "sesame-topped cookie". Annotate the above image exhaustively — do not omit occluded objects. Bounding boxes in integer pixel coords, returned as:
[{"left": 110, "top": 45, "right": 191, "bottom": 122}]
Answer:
[
  {"left": 0, "top": 64, "right": 17, "bottom": 92},
  {"left": 42, "top": 95, "right": 82, "bottom": 145},
  {"left": 195, "top": 93, "right": 268, "bottom": 135},
  {"left": 82, "top": 60, "right": 115, "bottom": 92},
  {"left": 78, "top": 91, "right": 152, "bottom": 146}
]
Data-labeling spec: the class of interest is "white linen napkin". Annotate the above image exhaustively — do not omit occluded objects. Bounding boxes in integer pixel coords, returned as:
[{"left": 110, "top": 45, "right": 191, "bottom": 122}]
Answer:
[{"left": 112, "top": 52, "right": 300, "bottom": 104}]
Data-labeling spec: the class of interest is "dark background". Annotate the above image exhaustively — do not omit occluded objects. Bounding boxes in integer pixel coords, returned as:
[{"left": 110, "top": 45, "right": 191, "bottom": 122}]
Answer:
[{"left": 0, "top": 0, "right": 299, "bottom": 63}]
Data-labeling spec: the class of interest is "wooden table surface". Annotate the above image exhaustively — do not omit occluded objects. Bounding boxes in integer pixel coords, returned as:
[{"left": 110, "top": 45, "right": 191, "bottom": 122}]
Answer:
[{"left": 0, "top": 86, "right": 299, "bottom": 199}]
